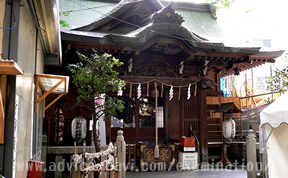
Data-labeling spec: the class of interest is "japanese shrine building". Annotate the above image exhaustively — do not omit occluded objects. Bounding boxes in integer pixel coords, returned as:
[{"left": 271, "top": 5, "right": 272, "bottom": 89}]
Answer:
[{"left": 45, "top": 0, "right": 284, "bottom": 163}]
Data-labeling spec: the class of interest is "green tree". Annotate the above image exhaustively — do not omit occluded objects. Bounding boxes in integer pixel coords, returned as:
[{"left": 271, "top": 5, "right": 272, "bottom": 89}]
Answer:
[
  {"left": 267, "top": 53, "right": 288, "bottom": 93},
  {"left": 206, "top": 0, "right": 235, "bottom": 10},
  {"left": 68, "top": 49, "right": 125, "bottom": 152},
  {"left": 267, "top": 66, "right": 288, "bottom": 94}
]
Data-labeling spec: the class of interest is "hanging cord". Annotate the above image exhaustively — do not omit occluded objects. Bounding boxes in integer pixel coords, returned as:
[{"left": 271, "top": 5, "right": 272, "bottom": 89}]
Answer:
[
  {"left": 1, "top": 7, "right": 17, "bottom": 30},
  {"left": 123, "top": 78, "right": 201, "bottom": 88},
  {"left": 0, "top": 22, "right": 17, "bottom": 30},
  {"left": 154, "top": 82, "right": 159, "bottom": 158}
]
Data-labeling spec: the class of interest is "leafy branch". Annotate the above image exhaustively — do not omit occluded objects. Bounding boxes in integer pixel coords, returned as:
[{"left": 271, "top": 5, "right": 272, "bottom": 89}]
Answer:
[
  {"left": 206, "top": 0, "right": 235, "bottom": 11},
  {"left": 59, "top": 12, "right": 70, "bottom": 28},
  {"left": 267, "top": 54, "right": 288, "bottom": 93}
]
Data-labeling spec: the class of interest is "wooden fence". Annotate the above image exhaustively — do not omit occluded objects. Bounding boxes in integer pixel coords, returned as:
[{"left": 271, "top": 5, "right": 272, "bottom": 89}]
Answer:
[{"left": 44, "top": 130, "right": 126, "bottom": 178}]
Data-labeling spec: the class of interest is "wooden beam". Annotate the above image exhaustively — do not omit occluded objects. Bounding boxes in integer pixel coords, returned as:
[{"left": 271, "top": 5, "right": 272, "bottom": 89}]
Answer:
[
  {"left": 36, "top": 74, "right": 68, "bottom": 80},
  {"left": 38, "top": 77, "right": 46, "bottom": 92},
  {"left": 0, "top": 87, "right": 4, "bottom": 144},
  {"left": 36, "top": 78, "right": 65, "bottom": 104},
  {"left": 198, "top": 89, "right": 208, "bottom": 162},
  {"left": 0, "top": 119, "right": 4, "bottom": 144},
  {"left": 0, "top": 60, "right": 24, "bottom": 75},
  {"left": 118, "top": 76, "right": 198, "bottom": 87},
  {"left": 206, "top": 51, "right": 250, "bottom": 59},
  {"left": 68, "top": 41, "right": 124, "bottom": 51},
  {"left": 45, "top": 93, "right": 64, "bottom": 111},
  {"left": 43, "top": 97, "right": 45, "bottom": 118},
  {"left": 1, "top": 75, "right": 7, "bottom": 108},
  {"left": 0, "top": 75, "right": 5, "bottom": 144}
]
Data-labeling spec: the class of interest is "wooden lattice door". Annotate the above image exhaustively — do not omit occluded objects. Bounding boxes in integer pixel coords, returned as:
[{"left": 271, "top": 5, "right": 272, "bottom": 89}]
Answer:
[{"left": 182, "top": 96, "right": 199, "bottom": 139}]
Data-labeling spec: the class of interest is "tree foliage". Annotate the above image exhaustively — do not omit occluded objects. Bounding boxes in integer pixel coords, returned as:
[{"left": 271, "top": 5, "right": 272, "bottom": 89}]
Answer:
[
  {"left": 59, "top": 12, "right": 70, "bottom": 28},
  {"left": 206, "top": 0, "right": 235, "bottom": 9},
  {"left": 267, "top": 66, "right": 288, "bottom": 94},
  {"left": 67, "top": 49, "right": 125, "bottom": 151}
]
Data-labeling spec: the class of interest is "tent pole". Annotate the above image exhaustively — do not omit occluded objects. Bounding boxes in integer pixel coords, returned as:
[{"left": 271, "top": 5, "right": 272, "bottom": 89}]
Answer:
[{"left": 265, "top": 128, "right": 274, "bottom": 142}]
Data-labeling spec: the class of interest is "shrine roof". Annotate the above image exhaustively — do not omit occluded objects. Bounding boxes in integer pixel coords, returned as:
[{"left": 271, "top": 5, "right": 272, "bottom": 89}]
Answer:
[
  {"left": 59, "top": 0, "right": 118, "bottom": 28},
  {"left": 59, "top": 0, "right": 284, "bottom": 76},
  {"left": 60, "top": 0, "right": 224, "bottom": 41},
  {"left": 213, "top": 102, "right": 242, "bottom": 113},
  {"left": 60, "top": 0, "right": 254, "bottom": 53}
]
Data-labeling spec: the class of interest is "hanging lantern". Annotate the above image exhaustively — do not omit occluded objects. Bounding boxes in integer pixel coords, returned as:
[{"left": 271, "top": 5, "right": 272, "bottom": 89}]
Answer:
[
  {"left": 71, "top": 116, "right": 87, "bottom": 142},
  {"left": 222, "top": 118, "right": 236, "bottom": 139}
]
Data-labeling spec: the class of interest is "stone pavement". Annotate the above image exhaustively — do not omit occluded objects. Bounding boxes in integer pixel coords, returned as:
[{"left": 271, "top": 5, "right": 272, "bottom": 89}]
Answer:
[{"left": 127, "top": 167, "right": 247, "bottom": 178}]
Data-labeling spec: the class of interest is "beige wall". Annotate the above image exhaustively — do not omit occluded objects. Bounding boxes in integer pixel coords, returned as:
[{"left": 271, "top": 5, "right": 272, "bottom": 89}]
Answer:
[
  {"left": 15, "top": 0, "right": 45, "bottom": 177},
  {"left": 0, "top": 0, "right": 5, "bottom": 58},
  {"left": 36, "top": 34, "right": 45, "bottom": 74}
]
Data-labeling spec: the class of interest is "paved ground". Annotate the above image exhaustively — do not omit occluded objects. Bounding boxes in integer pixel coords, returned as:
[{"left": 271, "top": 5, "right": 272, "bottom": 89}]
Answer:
[{"left": 127, "top": 167, "right": 247, "bottom": 178}]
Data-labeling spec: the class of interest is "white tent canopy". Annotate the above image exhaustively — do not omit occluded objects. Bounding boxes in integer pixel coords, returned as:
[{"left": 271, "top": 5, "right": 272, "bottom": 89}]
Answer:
[{"left": 260, "top": 92, "right": 288, "bottom": 178}]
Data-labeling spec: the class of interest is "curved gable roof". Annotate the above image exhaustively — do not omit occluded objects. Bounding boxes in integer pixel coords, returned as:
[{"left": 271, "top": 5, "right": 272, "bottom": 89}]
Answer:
[{"left": 73, "top": 0, "right": 163, "bottom": 33}]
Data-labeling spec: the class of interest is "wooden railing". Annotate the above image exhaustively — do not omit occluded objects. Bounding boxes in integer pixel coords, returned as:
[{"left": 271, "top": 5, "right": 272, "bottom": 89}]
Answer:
[{"left": 240, "top": 91, "right": 279, "bottom": 109}]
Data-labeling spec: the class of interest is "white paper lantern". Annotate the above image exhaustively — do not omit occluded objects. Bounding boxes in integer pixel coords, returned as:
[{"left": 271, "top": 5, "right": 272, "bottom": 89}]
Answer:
[
  {"left": 71, "top": 116, "right": 87, "bottom": 141},
  {"left": 222, "top": 118, "right": 236, "bottom": 139}
]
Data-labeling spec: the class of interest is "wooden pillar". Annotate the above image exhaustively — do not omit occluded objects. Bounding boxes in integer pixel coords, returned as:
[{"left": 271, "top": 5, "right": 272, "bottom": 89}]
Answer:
[
  {"left": 105, "top": 118, "right": 111, "bottom": 145},
  {"left": 246, "top": 129, "right": 257, "bottom": 178},
  {"left": 116, "top": 130, "right": 126, "bottom": 178},
  {"left": 198, "top": 89, "right": 208, "bottom": 162}
]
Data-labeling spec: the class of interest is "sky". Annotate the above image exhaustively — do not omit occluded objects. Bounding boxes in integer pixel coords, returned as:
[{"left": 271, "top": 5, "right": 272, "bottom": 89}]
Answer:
[
  {"left": 215, "top": 0, "right": 288, "bottom": 52},
  {"left": 171, "top": 0, "right": 288, "bottom": 51}
]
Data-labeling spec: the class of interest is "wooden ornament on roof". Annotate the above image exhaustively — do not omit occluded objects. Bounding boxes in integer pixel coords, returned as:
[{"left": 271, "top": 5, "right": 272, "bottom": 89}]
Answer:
[
  {"left": 67, "top": 100, "right": 92, "bottom": 116},
  {"left": 151, "top": 2, "right": 184, "bottom": 25},
  {"left": 213, "top": 102, "right": 242, "bottom": 114}
]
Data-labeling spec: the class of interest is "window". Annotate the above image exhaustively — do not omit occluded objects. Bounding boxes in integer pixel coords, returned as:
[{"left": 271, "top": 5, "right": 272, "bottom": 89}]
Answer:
[
  {"left": 255, "top": 77, "right": 270, "bottom": 90},
  {"left": 111, "top": 97, "right": 164, "bottom": 128},
  {"left": 139, "top": 97, "right": 164, "bottom": 128},
  {"left": 111, "top": 97, "right": 135, "bottom": 128}
]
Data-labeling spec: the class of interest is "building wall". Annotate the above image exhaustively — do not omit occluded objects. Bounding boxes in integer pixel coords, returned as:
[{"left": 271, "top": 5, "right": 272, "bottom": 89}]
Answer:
[
  {"left": 0, "top": 0, "right": 5, "bottom": 57},
  {"left": 14, "top": 0, "right": 44, "bottom": 177}
]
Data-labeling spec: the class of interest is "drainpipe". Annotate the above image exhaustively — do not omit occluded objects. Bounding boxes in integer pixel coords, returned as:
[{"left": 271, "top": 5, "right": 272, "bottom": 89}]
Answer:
[
  {"left": 31, "top": 25, "right": 39, "bottom": 160},
  {"left": 29, "top": 0, "right": 46, "bottom": 56}
]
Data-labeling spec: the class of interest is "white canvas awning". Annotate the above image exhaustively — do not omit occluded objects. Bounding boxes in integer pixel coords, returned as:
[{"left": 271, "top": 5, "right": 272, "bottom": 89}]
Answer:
[
  {"left": 260, "top": 92, "right": 288, "bottom": 128},
  {"left": 260, "top": 92, "right": 288, "bottom": 178}
]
